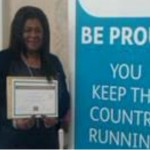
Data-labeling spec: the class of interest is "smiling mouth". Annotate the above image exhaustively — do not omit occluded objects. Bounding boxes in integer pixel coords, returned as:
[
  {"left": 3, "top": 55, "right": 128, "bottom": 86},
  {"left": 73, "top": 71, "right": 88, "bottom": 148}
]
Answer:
[{"left": 27, "top": 40, "right": 39, "bottom": 45}]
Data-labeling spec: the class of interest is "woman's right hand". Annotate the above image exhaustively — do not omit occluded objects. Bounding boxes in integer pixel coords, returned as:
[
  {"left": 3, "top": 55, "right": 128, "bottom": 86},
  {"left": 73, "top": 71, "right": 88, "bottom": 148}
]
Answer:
[{"left": 13, "top": 118, "right": 35, "bottom": 130}]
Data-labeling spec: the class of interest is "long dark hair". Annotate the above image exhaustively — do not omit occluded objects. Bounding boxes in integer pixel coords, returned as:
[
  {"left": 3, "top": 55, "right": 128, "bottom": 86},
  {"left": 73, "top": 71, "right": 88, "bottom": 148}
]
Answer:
[{"left": 9, "top": 6, "right": 56, "bottom": 80}]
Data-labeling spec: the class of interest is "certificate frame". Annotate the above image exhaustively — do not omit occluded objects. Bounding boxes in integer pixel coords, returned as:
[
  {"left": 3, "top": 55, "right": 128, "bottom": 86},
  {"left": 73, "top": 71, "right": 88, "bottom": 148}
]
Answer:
[{"left": 7, "top": 77, "right": 58, "bottom": 119}]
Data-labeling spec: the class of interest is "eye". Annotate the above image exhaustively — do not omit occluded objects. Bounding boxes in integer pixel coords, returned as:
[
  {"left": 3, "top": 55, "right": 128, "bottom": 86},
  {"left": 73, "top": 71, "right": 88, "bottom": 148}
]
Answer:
[
  {"left": 35, "top": 27, "right": 43, "bottom": 34},
  {"left": 23, "top": 27, "right": 32, "bottom": 33}
]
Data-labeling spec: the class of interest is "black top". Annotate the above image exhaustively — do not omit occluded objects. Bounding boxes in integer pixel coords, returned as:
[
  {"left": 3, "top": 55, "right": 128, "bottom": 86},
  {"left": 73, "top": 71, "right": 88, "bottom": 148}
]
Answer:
[
  {"left": 9, "top": 56, "right": 43, "bottom": 76},
  {"left": 0, "top": 49, "right": 70, "bottom": 149}
]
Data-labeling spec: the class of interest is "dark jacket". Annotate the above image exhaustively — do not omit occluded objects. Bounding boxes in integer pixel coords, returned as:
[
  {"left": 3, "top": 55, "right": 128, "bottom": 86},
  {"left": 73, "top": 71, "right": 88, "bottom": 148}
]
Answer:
[{"left": 0, "top": 49, "right": 70, "bottom": 149}]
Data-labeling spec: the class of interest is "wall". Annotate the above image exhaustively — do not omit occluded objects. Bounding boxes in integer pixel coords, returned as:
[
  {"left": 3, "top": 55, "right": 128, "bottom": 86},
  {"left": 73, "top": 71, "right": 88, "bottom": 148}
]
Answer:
[{"left": 0, "top": 0, "right": 3, "bottom": 49}]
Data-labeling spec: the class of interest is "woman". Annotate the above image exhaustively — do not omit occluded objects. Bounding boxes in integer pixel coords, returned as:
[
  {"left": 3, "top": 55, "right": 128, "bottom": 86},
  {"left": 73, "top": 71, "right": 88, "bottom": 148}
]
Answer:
[{"left": 0, "top": 6, "right": 70, "bottom": 149}]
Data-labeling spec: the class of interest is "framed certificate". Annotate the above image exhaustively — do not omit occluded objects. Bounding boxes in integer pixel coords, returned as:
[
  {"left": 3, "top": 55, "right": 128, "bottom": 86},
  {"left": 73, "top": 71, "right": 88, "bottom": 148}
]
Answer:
[{"left": 7, "top": 77, "right": 58, "bottom": 119}]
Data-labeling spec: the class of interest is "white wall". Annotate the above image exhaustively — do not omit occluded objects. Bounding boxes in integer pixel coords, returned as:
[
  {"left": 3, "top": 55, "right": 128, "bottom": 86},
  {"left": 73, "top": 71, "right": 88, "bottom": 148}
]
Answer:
[
  {"left": 0, "top": 0, "right": 3, "bottom": 50},
  {"left": 68, "top": 0, "right": 76, "bottom": 148}
]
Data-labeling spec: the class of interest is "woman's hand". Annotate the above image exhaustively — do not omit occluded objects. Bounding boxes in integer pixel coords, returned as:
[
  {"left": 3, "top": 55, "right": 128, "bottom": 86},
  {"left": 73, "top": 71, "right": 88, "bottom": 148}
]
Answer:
[
  {"left": 43, "top": 117, "right": 58, "bottom": 128},
  {"left": 13, "top": 118, "right": 35, "bottom": 130}
]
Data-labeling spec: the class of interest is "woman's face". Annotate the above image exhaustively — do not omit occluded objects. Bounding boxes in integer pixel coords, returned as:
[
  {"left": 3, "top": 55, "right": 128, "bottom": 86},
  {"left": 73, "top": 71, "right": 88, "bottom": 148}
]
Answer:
[{"left": 23, "top": 18, "right": 43, "bottom": 52}]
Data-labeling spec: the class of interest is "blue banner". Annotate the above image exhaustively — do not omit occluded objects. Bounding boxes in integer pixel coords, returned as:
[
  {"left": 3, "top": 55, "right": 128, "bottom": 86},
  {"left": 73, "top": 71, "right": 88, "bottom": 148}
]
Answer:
[{"left": 75, "top": 0, "right": 150, "bottom": 149}]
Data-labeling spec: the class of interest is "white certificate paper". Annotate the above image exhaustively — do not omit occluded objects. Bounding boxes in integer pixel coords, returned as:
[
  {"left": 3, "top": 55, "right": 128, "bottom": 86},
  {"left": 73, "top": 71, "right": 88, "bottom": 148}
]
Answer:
[{"left": 7, "top": 77, "right": 58, "bottom": 119}]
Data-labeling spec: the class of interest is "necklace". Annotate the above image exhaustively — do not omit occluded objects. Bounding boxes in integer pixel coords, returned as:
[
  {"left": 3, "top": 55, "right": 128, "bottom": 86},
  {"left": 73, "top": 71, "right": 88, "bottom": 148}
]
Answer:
[
  {"left": 26, "top": 65, "right": 34, "bottom": 77},
  {"left": 22, "top": 56, "right": 34, "bottom": 76},
  {"left": 21, "top": 54, "right": 41, "bottom": 77}
]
